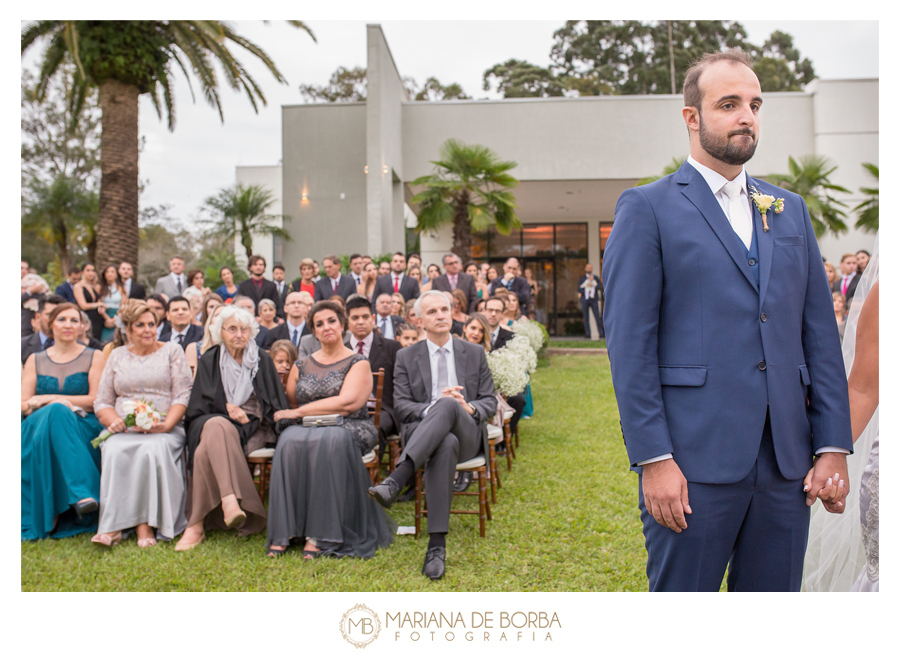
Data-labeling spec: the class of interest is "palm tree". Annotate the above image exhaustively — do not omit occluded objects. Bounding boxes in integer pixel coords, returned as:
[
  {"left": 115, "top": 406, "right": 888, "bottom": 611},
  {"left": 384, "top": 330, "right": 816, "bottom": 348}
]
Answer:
[
  {"left": 636, "top": 156, "right": 686, "bottom": 186},
  {"left": 853, "top": 163, "right": 878, "bottom": 234},
  {"left": 200, "top": 184, "right": 291, "bottom": 262},
  {"left": 410, "top": 139, "right": 520, "bottom": 261},
  {"left": 767, "top": 155, "right": 852, "bottom": 237},
  {"left": 21, "top": 175, "right": 98, "bottom": 274},
  {"left": 21, "top": 20, "right": 315, "bottom": 269}
]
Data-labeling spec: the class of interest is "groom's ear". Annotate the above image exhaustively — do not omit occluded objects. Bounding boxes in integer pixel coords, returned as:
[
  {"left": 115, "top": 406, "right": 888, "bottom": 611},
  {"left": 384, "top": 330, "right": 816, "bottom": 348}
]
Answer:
[{"left": 683, "top": 106, "right": 700, "bottom": 135}]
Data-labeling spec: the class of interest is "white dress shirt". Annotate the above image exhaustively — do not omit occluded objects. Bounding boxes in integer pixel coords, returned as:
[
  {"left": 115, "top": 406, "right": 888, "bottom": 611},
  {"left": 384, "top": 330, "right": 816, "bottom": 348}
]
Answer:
[
  {"left": 286, "top": 319, "right": 306, "bottom": 346},
  {"left": 353, "top": 331, "right": 374, "bottom": 359},
  {"left": 169, "top": 327, "right": 188, "bottom": 344},
  {"left": 490, "top": 326, "right": 501, "bottom": 348},
  {"left": 171, "top": 272, "right": 185, "bottom": 290},
  {"left": 377, "top": 314, "right": 395, "bottom": 340},
  {"left": 639, "top": 156, "right": 847, "bottom": 466},
  {"left": 423, "top": 336, "right": 458, "bottom": 416}
]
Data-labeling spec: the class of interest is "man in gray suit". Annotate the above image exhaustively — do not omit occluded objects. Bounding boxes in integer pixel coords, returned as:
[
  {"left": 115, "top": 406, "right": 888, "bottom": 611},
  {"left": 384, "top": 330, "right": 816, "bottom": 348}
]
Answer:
[
  {"left": 430, "top": 253, "right": 478, "bottom": 313},
  {"left": 368, "top": 290, "right": 497, "bottom": 580},
  {"left": 154, "top": 255, "right": 187, "bottom": 299}
]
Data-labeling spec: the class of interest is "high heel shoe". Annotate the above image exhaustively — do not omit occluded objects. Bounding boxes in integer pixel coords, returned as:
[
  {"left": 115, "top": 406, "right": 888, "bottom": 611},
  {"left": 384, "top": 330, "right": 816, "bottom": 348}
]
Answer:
[
  {"left": 137, "top": 536, "right": 157, "bottom": 548},
  {"left": 174, "top": 531, "right": 204, "bottom": 552},
  {"left": 91, "top": 532, "right": 121, "bottom": 547},
  {"left": 73, "top": 498, "right": 99, "bottom": 518}
]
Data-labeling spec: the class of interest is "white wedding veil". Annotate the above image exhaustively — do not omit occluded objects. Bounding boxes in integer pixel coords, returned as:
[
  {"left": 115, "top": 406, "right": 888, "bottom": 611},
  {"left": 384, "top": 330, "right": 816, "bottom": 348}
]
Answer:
[{"left": 802, "top": 233, "right": 879, "bottom": 591}]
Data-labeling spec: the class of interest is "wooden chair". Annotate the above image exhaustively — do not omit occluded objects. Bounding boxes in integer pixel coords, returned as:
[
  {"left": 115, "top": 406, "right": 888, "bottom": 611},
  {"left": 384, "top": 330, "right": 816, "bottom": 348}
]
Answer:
[
  {"left": 486, "top": 423, "right": 502, "bottom": 504},
  {"left": 413, "top": 454, "right": 492, "bottom": 539},
  {"left": 365, "top": 369, "right": 385, "bottom": 485},
  {"left": 384, "top": 434, "right": 402, "bottom": 474}
]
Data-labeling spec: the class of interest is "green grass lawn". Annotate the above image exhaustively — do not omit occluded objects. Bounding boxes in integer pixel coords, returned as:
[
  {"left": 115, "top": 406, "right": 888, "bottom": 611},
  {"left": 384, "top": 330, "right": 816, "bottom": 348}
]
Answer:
[
  {"left": 21, "top": 355, "right": 647, "bottom": 592},
  {"left": 547, "top": 339, "right": 607, "bottom": 349}
]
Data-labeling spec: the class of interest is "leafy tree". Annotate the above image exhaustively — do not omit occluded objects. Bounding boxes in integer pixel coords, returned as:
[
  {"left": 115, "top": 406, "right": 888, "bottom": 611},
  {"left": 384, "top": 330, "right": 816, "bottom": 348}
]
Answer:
[
  {"left": 200, "top": 184, "right": 291, "bottom": 262},
  {"left": 751, "top": 31, "right": 816, "bottom": 92},
  {"left": 22, "top": 176, "right": 98, "bottom": 274},
  {"left": 410, "top": 139, "right": 520, "bottom": 261},
  {"left": 853, "top": 163, "right": 879, "bottom": 234},
  {"left": 637, "top": 156, "right": 687, "bottom": 186},
  {"left": 483, "top": 59, "right": 566, "bottom": 97},
  {"left": 195, "top": 240, "right": 249, "bottom": 289},
  {"left": 299, "top": 66, "right": 367, "bottom": 102},
  {"left": 137, "top": 205, "right": 198, "bottom": 287},
  {"left": 413, "top": 77, "right": 470, "bottom": 101},
  {"left": 767, "top": 155, "right": 852, "bottom": 237},
  {"left": 22, "top": 20, "right": 315, "bottom": 270}
]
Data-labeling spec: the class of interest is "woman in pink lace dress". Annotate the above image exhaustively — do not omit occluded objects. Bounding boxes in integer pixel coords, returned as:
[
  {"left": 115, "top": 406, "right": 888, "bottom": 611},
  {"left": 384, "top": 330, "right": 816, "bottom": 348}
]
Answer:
[{"left": 91, "top": 301, "right": 193, "bottom": 548}]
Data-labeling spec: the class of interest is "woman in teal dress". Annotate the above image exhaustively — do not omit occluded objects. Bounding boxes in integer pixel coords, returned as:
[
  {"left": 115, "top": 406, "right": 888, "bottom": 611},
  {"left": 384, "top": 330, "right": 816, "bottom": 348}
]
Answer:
[
  {"left": 98, "top": 265, "right": 124, "bottom": 343},
  {"left": 22, "top": 303, "right": 107, "bottom": 540}
]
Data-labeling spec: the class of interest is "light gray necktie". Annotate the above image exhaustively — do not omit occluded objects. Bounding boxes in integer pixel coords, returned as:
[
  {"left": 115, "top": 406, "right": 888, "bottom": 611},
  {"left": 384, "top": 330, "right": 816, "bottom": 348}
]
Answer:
[
  {"left": 436, "top": 346, "right": 449, "bottom": 391},
  {"left": 722, "top": 180, "right": 752, "bottom": 249}
]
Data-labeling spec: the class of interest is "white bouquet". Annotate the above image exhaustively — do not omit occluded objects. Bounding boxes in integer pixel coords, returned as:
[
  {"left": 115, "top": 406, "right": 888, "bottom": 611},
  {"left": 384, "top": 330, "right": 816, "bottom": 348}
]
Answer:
[
  {"left": 486, "top": 347, "right": 529, "bottom": 397},
  {"left": 511, "top": 318, "right": 546, "bottom": 354},
  {"left": 91, "top": 399, "right": 164, "bottom": 448},
  {"left": 505, "top": 334, "right": 538, "bottom": 374}
]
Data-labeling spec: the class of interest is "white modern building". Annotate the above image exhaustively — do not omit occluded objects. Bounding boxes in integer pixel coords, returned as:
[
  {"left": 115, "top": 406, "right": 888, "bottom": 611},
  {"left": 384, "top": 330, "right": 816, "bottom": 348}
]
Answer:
[{"left": 237, "top": 24, "right": 878, "bottom": 335}]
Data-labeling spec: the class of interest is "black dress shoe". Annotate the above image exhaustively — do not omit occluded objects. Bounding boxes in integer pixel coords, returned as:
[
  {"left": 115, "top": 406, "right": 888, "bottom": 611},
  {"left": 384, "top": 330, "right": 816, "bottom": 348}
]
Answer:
[
  {"left": 368, "top": 477, "right": 402, "bottom": 509},
  {"left": 397, "top": 487, "right": 416, "bottom": 503},
  {"left": 74, "top": 498, "right": 99, "bottom": 518},
  {"left": 422, "top": 547, "right": 446, "bottom": 580},
  {"left": 453, "top": 471, "right": 472, "bottom": 493}
]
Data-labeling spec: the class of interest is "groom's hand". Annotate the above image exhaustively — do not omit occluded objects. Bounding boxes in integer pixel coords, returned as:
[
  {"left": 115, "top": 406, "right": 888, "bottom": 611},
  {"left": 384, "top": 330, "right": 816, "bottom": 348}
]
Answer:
[
  {"left": 642, "top": 459, "right": 692, "bottom": 533},
  {"left": 803, "top": 452, "right": 849, "bottom": 513}
]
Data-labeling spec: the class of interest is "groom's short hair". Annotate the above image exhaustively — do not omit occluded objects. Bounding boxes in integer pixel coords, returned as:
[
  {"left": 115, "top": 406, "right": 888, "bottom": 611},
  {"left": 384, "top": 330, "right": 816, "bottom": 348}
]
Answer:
[{"left": 683, "top": 48, "right": 755, "bottom": 111}]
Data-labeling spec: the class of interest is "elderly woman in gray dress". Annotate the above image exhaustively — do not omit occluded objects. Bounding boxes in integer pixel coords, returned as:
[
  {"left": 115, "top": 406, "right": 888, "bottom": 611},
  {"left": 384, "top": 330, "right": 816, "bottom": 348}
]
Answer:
[
  {"left": 268, "top": 300, "right": 395, "bottom": 559},
  {"left": 178, "top": 306, "right": 288, "bottom": 551},
  {"left": 91, "top": 301, "right": 193, "bottom": 548}
]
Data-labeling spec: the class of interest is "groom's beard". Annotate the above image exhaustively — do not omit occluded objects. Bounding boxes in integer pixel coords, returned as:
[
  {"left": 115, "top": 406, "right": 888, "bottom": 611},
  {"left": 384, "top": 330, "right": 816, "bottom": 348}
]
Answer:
[{"left": 699, "top": 116, "right": 758, "bottom": 166}]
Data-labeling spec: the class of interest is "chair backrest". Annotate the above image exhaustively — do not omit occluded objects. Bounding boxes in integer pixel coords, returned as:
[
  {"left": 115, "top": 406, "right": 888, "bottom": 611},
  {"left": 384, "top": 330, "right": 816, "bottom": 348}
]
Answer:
[
  {"left": 369, "top": 368, "right": 384, "bottom": 429},
  {"left": 280, "top": 370, "right": 290, "bottom": 389}
]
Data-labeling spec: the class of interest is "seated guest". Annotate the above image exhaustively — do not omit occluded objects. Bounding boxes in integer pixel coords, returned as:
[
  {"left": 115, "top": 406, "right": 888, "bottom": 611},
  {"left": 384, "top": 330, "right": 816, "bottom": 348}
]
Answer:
[
  {"left": 467, "top": 261, "right": 490, "bottom": 301},
  {"left": 178, "top": 305, "right": 289, "bottom": 550},
  {"left": 22, "top": 295, "right": 65, "bottom": 364},
  {"left": 475, "top": 298, "right": 486, "bottom": 313},
  {"left": 185, "top": 268, "right": 211, "bottom": 300},
  {"left": 378, "top": 261, "right": 390, "bottom": 277},
  {"left": 185, "top": 304, "right": 226, "bottom": 376},
  {"left": 257, "top": 298, "right": 283, "bottom": 331},
  {"left": 146, "top": 295, "right": 170, "bottom": 340},
  {"left": 269, "top": 339, "right": 299, "bottom": 385},
  {"left": 159, "top": 296, "right": 203, "bottom": 348},
  {"left": 464, "top": 312, "right": 516, "bottom": 430},
  {"left": 357, "top": 260, "right": 379, "bottom": 302},
  {"left": 22, "top": 273, "right": 51, "bottom": 336},
  {"left": 215, "top": 266, "right": 239, "bottom": 303},
  {"left": 407, "top": 266, "right": 422, "bottom": 289},
  {"left": 483, "top": 295, "right": 526, "bottom": 435},
  {"left": 268, "top": 301, "right": 395, "bottom": 558},
  {"left": 329, "top": 295, "right": 347, "bottom": 312},
  {"left": 395, "top": 322, "right": 419, "bottom": 348},
  {"left": 98, "top": 265, "right": 124, "bottom": 343},
  {"left": 344, "top": 295, "right": 402, "bottom": 454},
  {"left": 291, "top": 258, "right": 317, "bottom": 297},
  {"left": 232, "top": 295, "right": 269, "bottom": 349},
  {"left": 450, "top": 289, "right": 469, "bottom": 335},
  {"left": 372, "top": 252, "right": 420, "bottom": 302},
  {"left": 488, "top": 257, "right": 531, "bottom": 310},
  {"left": 314, "top": 254, "right": 357, "bottom": 302},
  {"left": 419, "top": 264, "right": 441, "bottom": 293},
  {"left": 118, "top": 261, "right": 145, "bottom": 300},
  {"left": 54, "top": 266, "right": 82, "bottom": 303},
  {"left": 74, "top": 263, "right": 105, "bottom": 342},
  {"left": 403, "top": 299, "right": 427, "bottom": 342},
  {"left": 833, "top": 291, "right": 847, "bottom": 341},
  {"left": 181, "top": 286, "right": 204, "bottom": 325},
  {"left": 368, "top": 291, "right": 497, "bottom": 580},
  {"left": 102, "top": 299, "right": 143, "bottom": 359},
  {"left": 78, "top": 310, "right": 104, "bottom": 350},
  {"left": 91, "top": 301, "right": 193, "bottom": 548},
  {"left": 200, "top": 293, "right": 223, "bottom": 327},
  {"left": 374, "top": 293, "right": 403, "bottom": 341},
  {"left": 21, "top": 303, "right": 107, "bottom": 540},
  {"left": 390, "top": 292, "right": 405, "bottom": 317},
  {"left": 263, "top": 291, "right": 312, "bottom": 350},
  {"left": 503, "top": 291, "right": 522, "bottom": 325}
]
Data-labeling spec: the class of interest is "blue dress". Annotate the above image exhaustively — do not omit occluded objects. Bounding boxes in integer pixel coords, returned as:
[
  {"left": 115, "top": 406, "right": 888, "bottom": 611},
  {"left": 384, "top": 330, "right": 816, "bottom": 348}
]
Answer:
[
  {"left": 21, "top": 349, "right": 104, "bottom": 540},
  {"left": 216, "top": 284, "right": 237, "bottom": 302}
]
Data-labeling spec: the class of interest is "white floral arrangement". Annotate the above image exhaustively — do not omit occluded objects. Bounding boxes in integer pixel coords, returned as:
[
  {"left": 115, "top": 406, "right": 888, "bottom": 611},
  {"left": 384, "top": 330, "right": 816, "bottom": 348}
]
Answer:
[
  {"left": 91, "top": 399, "right": 163, "bottom": 448},
  {"left": 486, "top": 347, "right": 529, "bottom": 397},
  {"left": 506, "top": 334, "right": 538, "bottom": 374},
  {"left": 511, "top": 318, "right": 546, "bottom": 354}
]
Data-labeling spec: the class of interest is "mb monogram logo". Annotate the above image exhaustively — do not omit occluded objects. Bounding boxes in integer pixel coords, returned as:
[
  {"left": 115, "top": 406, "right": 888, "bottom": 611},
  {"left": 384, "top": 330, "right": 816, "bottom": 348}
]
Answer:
[{"left": 340, "top": 604, "right": 382, "bottom": 648}]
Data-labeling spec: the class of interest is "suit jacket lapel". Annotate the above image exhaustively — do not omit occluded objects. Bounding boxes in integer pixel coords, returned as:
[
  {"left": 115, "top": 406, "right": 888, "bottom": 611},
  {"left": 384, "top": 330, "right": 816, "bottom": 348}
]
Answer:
[
  {"left": 749, "top": 174, "right": 774, "bottom": 307},
  {"left": 679, "top": 165, "right": 758, "bottom": 293},
  {"left": 453, "top": 337, "right": 468, "bottom": 392},
  {"left": 416, "top": 341, "right": 431, "bottom": 402}
]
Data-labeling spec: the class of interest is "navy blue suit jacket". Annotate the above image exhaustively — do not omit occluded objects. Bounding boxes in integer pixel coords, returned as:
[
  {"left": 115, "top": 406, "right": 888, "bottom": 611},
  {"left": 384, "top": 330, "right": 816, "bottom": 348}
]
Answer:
[{"left": 603, "top": 162, "right": 852, "bottom": 484}]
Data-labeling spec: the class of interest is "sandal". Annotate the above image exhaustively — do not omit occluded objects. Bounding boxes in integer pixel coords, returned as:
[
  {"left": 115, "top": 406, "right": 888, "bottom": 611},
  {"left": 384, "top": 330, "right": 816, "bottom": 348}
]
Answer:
[
  {"left": 302, "top": 549, "right": 320, "bottom": 560},
  {"left": 266, "top": 546, "right": 288, "bottom": 559},
  {"left": 91, "top": 532, "right": 122, "bottom": 548}
]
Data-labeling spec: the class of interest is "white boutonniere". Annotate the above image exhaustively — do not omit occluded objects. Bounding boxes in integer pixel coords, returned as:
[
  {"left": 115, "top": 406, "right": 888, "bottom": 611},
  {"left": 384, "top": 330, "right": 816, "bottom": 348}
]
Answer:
[{"left": 750, "top": 186, "right": 785, "bottom": 232}]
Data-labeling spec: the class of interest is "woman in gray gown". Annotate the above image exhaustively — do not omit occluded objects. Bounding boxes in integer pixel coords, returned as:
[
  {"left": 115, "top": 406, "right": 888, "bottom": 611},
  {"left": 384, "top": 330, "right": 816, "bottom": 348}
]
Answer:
[
  {"left": 268, "top": 300, "right": 395, "bottom": 558},
  {"left": 91, "top": 301, "right": 193, "bottom": 547}
]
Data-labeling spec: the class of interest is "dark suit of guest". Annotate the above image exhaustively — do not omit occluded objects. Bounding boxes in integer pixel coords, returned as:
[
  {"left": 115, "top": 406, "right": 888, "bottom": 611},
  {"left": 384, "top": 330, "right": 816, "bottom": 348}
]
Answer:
[
  {"left": 272, "top": 280, "right": 291, "bottom": 318},
  {"left": 123, "top": 279, "right": 146, "bottom": 300},
  {"left": 431, "top": 272, "right": 478, "bottom": 313},
  {"left": 491, "top": 326, "right": 515, "bottom": 351},
  {"left": 450, "top": 319, "right": 464, "bottom": 337},
  {"left": 55, "top": 281, "right": 77, "bottom": 304},
  {"left": 489, "top": 325, "right": 526, "bottom": 432},
  {"left": 237, "top": 277, "right": 280, "bottom": 310},
  {"left": 489, "top": 275, "right": 531, "bottom": 309},
  {"left": 22, "top": 332, "right": 52, "bottom": 365},
  {"left": 578, "top": 273, "right": 603, "bottom": 338},
  {"left": 345, "top": 332, "right": 401, "bottom": 440},
  {"left": 372, "top": 272, "right": 419, "bottom": 303},
  {"left": 313, "top": 274, "right": 357, "bottom": 302},
  {"left": 22, "top": 292, "right": 39, "bottom": 337},
  {"left": 393, "top": 337, "right": 497, "bottom": 534},
  {"left": 374, "top": 314, "right": 403, "bottom": 341},
  {"left": 158, "top": 323, "right": 203, "bottom": 348},
  {"left": 833, "top": 274, "right": 860, "bottom": 304},
  {"left": 264, "top": 319, "right": 311, "bottom": 350}
]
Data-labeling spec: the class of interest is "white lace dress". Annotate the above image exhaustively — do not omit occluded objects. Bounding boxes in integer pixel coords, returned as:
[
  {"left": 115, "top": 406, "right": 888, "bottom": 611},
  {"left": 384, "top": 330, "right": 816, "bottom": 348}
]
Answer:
[{"left": 851, "top": 429, "right": 879, "bottom": 591}]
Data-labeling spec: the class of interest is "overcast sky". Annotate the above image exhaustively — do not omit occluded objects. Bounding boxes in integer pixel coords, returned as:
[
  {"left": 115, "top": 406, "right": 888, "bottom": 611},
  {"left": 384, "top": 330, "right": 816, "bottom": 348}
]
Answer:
[{"left": 21, "top": 20, "right": 879, "bottom": 225}]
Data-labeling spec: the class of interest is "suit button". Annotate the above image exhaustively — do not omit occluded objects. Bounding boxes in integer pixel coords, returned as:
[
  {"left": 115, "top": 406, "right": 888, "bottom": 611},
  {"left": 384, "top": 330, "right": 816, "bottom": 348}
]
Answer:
[
  {"left": 760, "top": 313, "right": 767, "bottom": 322},
  {"left": 758, "top": 361, "right": 767, "bottom": 371},
  {"left": 749, "top": 258, "right": 757, "bottom": 266}
]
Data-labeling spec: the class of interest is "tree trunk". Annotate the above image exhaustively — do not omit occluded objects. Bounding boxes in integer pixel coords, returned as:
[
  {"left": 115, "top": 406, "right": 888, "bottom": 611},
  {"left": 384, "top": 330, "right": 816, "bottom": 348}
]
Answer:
[
  {"left": 451, "top": 191, "right": 472, "bottom": 262},
  {"left": 96, "top": 79, "right": 140, "bottom": 270}
]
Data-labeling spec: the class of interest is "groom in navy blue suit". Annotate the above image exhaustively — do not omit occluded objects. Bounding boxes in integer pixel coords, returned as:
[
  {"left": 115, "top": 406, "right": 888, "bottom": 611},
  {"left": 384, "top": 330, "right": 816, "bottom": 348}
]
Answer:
[{"left": 603, "top": 50, "right": 852, "bottom": 591}]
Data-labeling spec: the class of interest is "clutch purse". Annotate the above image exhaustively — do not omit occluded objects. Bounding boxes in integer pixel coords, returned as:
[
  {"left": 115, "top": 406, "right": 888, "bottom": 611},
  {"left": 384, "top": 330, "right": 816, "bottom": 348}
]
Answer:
[{"left": 302, "top": 414, "right": 343, "bottom": 427}]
